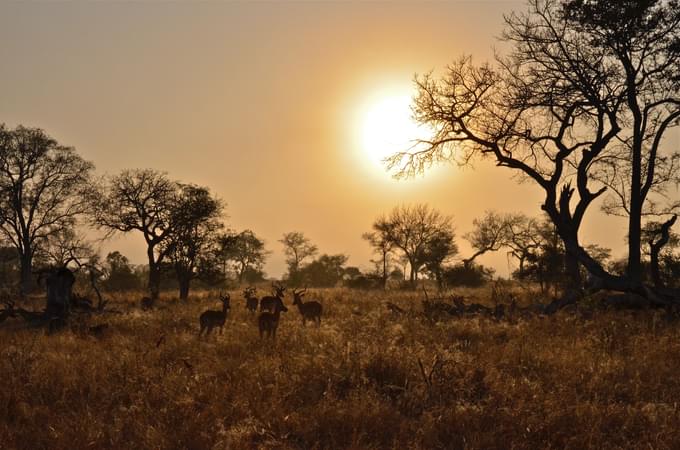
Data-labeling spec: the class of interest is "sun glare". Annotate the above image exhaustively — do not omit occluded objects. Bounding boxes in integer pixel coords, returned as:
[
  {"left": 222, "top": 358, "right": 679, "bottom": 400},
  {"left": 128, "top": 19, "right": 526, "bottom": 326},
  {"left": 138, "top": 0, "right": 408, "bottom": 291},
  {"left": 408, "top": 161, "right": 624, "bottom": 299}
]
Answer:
[{"left": 357, "top": 92, "right": 425, "bottom": 173}]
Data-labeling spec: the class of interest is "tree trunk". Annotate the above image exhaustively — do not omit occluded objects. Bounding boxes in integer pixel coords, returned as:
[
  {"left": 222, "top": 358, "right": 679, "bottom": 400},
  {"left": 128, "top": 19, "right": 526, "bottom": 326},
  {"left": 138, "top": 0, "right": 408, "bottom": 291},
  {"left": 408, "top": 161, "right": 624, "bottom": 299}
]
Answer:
[
  {"left": 19, "top": 250, "right": 34, "bottom": 297},
  {"left": 563, "top": 249, "right": 582, "bottom": 297},
  {"left": 178, "top": 275, "right": 191, "bottom": 301},
  {"left": 650, "top": 215, "right": 677, "bottom": 288},
  {"left": 627, "top": 83, "right": 644, "bottom": 287},
  {"left": 148, "top": 263, "right": 161, "bottom": 300},
  {"left": 382, "top": 250, "right": 388, "bottom": 290},
  {"left": 628, "top": 198, "right": 642, "bottom": 285},
  {"left": 147, "top": 247, "right": 161, "bottom": 300},
  {"left": 45, "top": 267, "right": 75, "bottom": 319},
  {"left": 88, "top": 267, "right": 106, "bottom": 311},
  {"left": 540, "top": 180, "right": 678, "bottom": 305}
]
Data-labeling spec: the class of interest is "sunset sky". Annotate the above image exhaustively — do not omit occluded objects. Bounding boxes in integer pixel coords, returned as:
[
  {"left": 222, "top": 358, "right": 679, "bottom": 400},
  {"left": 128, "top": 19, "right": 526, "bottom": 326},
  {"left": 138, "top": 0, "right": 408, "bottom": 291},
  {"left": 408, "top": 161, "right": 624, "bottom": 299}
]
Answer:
[{"left": 1, "top": 0, "right": 670, "bottom": 278}]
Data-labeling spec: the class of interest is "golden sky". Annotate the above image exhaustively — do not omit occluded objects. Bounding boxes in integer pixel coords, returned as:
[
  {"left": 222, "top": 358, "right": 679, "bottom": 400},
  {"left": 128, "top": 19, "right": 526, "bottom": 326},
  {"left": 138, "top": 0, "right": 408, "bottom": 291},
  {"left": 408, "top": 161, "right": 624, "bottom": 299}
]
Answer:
[{"left": 1, "top": 0, "right": 661, "bottom": 278}]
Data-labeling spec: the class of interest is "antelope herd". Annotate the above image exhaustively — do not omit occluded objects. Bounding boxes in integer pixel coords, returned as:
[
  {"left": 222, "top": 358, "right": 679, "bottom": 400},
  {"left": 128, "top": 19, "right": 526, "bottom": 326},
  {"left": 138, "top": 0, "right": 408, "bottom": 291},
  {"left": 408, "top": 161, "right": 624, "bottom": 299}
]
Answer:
[
  {"left": 197, "top": 283, "right": 324, "bottom": 340},
  {"left": 191, "top": 282, "right": 531, "bottom": 341}
]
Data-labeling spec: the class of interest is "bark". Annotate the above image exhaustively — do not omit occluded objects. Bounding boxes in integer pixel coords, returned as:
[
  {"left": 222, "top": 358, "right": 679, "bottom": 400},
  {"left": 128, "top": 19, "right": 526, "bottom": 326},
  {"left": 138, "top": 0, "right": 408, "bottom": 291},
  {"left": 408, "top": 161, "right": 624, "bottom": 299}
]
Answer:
[
  {"left": 178, "top": 276, "right": 191, "bottom": 301},
  {"left": 89, "top": 269, "right": 106, "bottom": 311},
  {"left": 650, "top": 215, "right": 677, "bottom": 288},
  {"left": 628, "top": 196, "right": 643, "bottom": 284},
  {"left": 45, "top": 267, "right": 75, "bottom": 319},
  {"left": 463, "top": 250, "right": 487, "bottom": 269},
  {"left": 148, "top": 263, "right": 161, "bottom": 300},
  {"left": 382, "top": 250, "right": 388, "bottom": 290},
  {"left": 563, "top": 250, "right": 582, "bottom": 297},
  {"left": 626, "top": 60, "right": 644, "bottom": 287},
  {"left": 19, "top": 251, "right": 34, "bottom": 297},
  {"left": 147, "top": 246, "right": 162, "bottom": 300}
]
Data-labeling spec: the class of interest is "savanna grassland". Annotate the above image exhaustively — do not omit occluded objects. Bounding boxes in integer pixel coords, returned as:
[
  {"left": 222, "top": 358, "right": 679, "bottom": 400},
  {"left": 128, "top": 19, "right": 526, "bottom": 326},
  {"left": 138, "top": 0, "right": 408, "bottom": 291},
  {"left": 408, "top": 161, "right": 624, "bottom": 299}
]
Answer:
[{"left": 2, "top": 286, "right": 680, "bottom": 450}]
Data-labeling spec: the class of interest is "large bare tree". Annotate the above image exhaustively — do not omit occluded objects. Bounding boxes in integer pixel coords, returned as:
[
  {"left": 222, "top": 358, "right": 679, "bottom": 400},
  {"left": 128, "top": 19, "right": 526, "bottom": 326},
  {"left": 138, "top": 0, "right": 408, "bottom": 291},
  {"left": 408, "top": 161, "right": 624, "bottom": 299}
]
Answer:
[
  {"left": 389, "top": 0, "right": 680, "bottom": 303},
  {"left": 0, "top": 125, "right": 94, "bottom": 295},
  {"left": 362, "top": 216, "right": 395, "bottom": 289},
  {"left": 381, "top": 204, "right": 456, "bottom": 287},
  {"left": 92, "top": 169, "right": 178, "bottom": 300}
]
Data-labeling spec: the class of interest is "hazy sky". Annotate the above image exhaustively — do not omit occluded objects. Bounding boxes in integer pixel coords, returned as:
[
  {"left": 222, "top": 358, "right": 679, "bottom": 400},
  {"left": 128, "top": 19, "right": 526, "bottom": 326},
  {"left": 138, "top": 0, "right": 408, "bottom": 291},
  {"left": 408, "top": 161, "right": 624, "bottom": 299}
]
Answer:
[{"left": 2, "top": 0, "right": 669, "bottom": 278}]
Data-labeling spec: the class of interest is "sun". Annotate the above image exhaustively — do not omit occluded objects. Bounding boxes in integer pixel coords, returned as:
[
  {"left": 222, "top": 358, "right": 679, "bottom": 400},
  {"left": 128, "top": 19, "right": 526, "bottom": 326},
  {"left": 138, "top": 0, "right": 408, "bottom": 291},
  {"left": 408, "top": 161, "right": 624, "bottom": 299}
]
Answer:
[{"left": 357, "top": 91, "right": 424, "bottom": 172}]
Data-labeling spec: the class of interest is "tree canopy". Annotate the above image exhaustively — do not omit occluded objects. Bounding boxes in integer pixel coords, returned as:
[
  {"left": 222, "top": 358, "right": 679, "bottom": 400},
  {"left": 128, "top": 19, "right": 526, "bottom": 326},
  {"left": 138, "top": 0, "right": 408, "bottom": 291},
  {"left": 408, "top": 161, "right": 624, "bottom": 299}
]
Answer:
[
  {"left": 390, "top": 0, "right": 680, "bottom": 303},
  {"left": 0, "top": 124, "right": 94, "bottom": 295}
]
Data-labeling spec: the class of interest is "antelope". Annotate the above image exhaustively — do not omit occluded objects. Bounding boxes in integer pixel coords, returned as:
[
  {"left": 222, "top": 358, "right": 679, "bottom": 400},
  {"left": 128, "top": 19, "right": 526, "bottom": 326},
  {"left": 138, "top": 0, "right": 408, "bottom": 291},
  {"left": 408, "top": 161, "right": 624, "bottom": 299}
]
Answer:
[
  {"left": 140, "top": 296, "right": 155, "bottom": 310},
  {"left": 260, "top": 283, "right": 286, "bottom": 312},
  {"left": 258, "top": 296, "right": 288, "bottom": 339},
  {"left": 292, "top": 288, "right": 322, "bottom": 326},
  {"left": 243, "top": 286, "right": 259, "bottom": 313},
  {"left": 199, "top": 293, "right": 231, "bottom": 337}
]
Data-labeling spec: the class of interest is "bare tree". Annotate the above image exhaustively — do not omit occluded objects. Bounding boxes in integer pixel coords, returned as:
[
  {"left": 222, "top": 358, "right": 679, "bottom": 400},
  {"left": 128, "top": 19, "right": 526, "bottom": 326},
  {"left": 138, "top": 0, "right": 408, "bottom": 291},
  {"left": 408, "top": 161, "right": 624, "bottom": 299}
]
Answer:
[
  {"left": 362, "top": 216, "right": 395, "bottom": 289},
  {"left": 382, "top": 204, "right": 456, "bottom": 287},
  {"left": 0, "top": 125, "right": 94, "bottom": 296},
  {"left": 504, "top": 214, "right": 542, "bottom": 277},
  {"left": 92, "top": 169, "right": 177, "bottom": 300},
  {"left": 389, "top": 0, "right": 680, "bottom": 303},
  {"left": 644, "top": 215, "right": 679, "bottom": 288},
  {"left": 562, "top": 1, "right": 680, "bottom": 282},
  {"left": 39, "top": 231, "right": 110, "bottom": 311},
  {"left": 279, "top": 231, "right": 318, "bottom": 280},
  {"left": 463, "top": 211, "right": 513, "bottom": 268},
  {"left": 40, "top": 228, "right": 93, "bottom": 269}
]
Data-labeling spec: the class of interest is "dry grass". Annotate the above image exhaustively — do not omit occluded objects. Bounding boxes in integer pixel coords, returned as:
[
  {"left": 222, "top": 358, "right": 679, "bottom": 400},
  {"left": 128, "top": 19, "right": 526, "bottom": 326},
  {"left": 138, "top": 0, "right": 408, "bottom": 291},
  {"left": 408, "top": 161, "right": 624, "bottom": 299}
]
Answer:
[{"left": 2, "top": 286, "right": 680, "bottom": 449}]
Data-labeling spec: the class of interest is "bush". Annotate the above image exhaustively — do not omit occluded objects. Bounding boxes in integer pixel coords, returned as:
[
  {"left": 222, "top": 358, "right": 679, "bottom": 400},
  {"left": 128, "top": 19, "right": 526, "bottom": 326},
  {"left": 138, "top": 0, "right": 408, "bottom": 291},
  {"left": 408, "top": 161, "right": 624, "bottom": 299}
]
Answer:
[
  {"left": 345, "top": 274, "right": 382, "bottom": 290},
  {"left": 442, "top": 263, "right": 493, "bottom": 287}
]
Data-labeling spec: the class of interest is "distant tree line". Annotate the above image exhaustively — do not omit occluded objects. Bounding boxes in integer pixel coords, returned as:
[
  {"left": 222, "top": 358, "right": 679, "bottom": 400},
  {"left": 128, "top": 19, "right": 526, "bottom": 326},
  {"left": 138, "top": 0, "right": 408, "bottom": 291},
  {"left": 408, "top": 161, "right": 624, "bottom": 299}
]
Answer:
[
  {"left": 0, "top": 125, "right": 273, "bottom": 301},
  {"left": 363, "top": 204, "right": 458, "bottom": 290}
]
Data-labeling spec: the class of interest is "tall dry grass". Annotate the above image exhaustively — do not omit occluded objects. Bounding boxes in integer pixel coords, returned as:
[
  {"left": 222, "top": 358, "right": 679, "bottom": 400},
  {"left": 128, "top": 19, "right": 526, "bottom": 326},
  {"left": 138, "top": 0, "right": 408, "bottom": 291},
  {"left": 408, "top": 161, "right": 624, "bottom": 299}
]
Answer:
[{"left": 1, "top": 286, "right": 680, "bottom": 449}]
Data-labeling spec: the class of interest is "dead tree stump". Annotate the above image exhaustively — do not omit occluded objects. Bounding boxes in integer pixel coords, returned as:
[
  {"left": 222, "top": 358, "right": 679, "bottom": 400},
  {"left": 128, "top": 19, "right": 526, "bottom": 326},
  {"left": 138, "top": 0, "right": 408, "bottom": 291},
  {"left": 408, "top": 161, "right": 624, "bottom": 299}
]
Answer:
[{"left": 44, "top": 267, "right": 76, "bottom": 320}]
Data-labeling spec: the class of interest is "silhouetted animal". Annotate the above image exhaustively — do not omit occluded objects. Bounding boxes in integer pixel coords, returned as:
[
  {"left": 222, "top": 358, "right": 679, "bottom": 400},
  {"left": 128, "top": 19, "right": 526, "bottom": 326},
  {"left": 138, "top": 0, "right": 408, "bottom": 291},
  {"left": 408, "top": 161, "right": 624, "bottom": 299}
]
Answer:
[
  {"left": 243, "top": 286, "right": 259, "bottom": 313},
  {"left": 260, "top": 283, "right": 286, "bottom": 312},
  {"left": 292, "top": 288, "right": 322, "bottom": 326},
  {"left": 199, "top": 293, "right": 231, "bottom": 337},
  {"left": 258, "top": 296, "right": 288, "bottom": 339}
]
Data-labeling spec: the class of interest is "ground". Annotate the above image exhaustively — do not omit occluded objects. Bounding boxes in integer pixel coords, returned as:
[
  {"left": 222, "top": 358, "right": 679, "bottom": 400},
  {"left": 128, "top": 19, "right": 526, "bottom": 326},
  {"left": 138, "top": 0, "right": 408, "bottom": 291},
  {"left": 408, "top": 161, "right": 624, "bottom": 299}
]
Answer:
[{"left": 1, "top": 286, "right": 680, "bottom": 449}]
